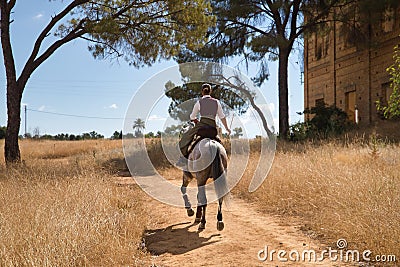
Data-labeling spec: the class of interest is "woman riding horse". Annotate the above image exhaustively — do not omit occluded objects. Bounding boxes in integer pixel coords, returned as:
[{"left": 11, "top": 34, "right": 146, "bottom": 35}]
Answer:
[
  {"left": 176, "top": 83, "right": 231, "bottom": 167},
  {"left": 177, "top": 83, "right": 231, "bottom": 231}
]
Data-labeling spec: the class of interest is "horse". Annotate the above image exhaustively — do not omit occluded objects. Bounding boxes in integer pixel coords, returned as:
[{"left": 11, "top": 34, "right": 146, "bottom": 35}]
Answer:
[{"left": 179, "top": 128, "right": 229, "bottom": 231}]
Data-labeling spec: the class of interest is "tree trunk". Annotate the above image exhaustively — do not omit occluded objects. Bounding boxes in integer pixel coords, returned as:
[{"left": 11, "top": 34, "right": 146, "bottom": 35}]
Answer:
[
  {"left": 4, "top": 82, "right": 23, "bottom": 163},
  {"left": 278, "top": 47, "right": 290, "bottom": 139},
  {"left": 1, "top": 0, "right": 22, "bottom": 163}
]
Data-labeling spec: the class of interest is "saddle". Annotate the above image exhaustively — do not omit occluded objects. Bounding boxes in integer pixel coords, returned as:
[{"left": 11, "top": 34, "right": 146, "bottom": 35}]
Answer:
[{"left": 187, "top": 125, "right": 221, "bottom": 156}]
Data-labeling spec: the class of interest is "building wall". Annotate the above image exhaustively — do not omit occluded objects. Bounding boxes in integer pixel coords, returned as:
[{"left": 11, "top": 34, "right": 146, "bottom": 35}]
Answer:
[{"left": 304, "top": 6, "right": 400, "bottom": 125}]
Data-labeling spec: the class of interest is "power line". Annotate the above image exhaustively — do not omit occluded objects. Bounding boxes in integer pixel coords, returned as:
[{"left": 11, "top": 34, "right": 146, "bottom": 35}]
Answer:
[{"left": 27, "top": 108, "right": 130, "bottom": 120}]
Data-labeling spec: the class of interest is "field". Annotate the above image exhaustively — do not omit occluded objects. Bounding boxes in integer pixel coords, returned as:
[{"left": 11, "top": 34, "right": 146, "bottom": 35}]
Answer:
[
  {"left": 0, "top": 136, "right": 399, "bottom": 266},
  {"left": 0, "top": 139, "right": 152, "bottom": 266}
]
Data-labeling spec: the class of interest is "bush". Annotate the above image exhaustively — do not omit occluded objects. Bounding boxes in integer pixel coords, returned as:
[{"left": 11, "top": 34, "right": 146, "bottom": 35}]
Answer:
[
  {"left": 376, "top": 45, "right": 400, "bottom": 119},
  {"left": 289, "top": 121, "right": 310, "bottom": 141},
  {"left": 291, "top": 101, "right": 351, "bottom": 140}
]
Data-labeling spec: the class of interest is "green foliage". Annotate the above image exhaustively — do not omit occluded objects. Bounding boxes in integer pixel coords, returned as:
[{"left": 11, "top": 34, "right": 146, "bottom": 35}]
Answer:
[
  {"left": 289, "top": 121, "right": 310, "bottom": 142},
  {"left": 232, "top": 127, "right": 243, "bottom": 138},
  {"left": 175, "top": 0, "right": 343, "bottom": 138},
  {"left": 2, "top": 0, "right": 216, "bottom": 162},
  {"left": 58, "top": 0, "right": 215, "bottom": 67},
  {"left": 132, "top": 118, "right": 145, "bottom": 137},
  {"left": 37, "top": 132, "right": 103, "bottom": 141},
  {"left": 376, "top": 45, "right": 400, "bottom": 120},
  {"left": 291, "top": 102, "right": 350, "bottom": 141},
  {"left": 177, "top": 0, "right": 343, "bottom": 77},
  {"left": 165, "top": 81, "right": 249, "bottom": 121},
  {"left": 145, "top": 132, "right": 155, "bottom": 138},
  {"left": 111, "top": 130, "right": 122, "bottom": 140}
]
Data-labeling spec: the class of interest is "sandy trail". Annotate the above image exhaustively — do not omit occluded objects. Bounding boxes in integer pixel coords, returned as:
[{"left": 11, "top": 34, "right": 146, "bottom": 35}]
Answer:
[{"left": 117, "top": 176, "right": 351, "bottom": 267}]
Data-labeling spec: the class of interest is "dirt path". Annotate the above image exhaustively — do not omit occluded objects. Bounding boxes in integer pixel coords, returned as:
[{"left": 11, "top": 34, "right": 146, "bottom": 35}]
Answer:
[{"left": 117, "top": 176, "right": 351, "bottom": 267}]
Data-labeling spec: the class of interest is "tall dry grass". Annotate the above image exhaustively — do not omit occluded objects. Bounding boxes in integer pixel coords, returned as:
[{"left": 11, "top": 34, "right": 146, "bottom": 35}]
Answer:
[
  {"left": 0, "top": 140, "right": 151, "bottom": 266},
  {"left": 1, "top": 136, "right": 399, "bottom": 265},
  {"left": 0, "top": 139, "right": 123, "bottom": 162},
  {"left": 233, "top": 139, "right": 400, "bottom": 261},
  {"left": 143, "top": 136, "right": 400, "bottom": 262}
]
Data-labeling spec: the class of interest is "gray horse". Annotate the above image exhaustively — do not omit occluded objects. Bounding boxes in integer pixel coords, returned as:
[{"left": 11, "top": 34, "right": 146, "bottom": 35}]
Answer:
[{"left": 180, "top": 137, "right": 229, "bottom": 231}]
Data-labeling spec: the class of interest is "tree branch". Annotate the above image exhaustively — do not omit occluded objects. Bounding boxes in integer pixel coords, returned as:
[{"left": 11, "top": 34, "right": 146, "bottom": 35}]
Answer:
[
  {"left": 212, "top": 73, "right": 274, "bottom": 138},
  {"left": 289, "top": 0, "right": 301, "bottom": 41},
  {"left": 295, "top": 0, "right": 341, "bottom": 40},
  {"left": 0, "top": 0, "right": 17, "bottom": 87},
  {"left": 265, "top": 0, "right": 283, "bottom": 35},
  {"left": 221, "top": 19, "right": 268, "bottom": 36},
  {"left": 23, "top": 0, "right": 88, "bottom": 74},
  {"left": 282, "top": 1, "right": 294, "bottom": 29},
  {"left": 79, "top": 35, "right": 122, "bottom": 58},
  {"left": 252, "top": 1, "right": 273, "bottom": 17},
  {"left": 18, "top": 21, "right": 87, "bottom": 90},
  {"left": 18, "top": 0, "right": 137, "bottom": 92},
  {"left": 7, "top": 0, "right": 16, "bottom": 10}
]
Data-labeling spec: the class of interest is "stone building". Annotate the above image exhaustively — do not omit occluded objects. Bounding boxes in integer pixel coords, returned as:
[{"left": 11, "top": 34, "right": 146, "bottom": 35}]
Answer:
[{"left": 304, "top": 5, "right": 400, "bottom": 125}]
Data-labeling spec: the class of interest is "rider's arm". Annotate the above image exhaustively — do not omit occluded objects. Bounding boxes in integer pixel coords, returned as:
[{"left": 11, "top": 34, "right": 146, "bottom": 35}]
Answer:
[
  {"left": 220, "top": 117, "right": 231, "bottom": 135},
  {"left": 190, "top": 101, "right": 200, "bottom": 121},
  {"left": 216, "top": 101, "right": 231, "bottom": 135}
]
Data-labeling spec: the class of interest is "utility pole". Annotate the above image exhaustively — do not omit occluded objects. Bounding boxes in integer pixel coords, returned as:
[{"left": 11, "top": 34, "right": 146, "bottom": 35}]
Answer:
[{"left": 24, "top": 104, "right": 27, "bottom": 138}]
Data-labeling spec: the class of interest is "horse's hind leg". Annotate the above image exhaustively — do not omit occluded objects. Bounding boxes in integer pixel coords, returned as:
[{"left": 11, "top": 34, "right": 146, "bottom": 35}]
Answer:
[
  {"left": 197, "top": 182, "right": 207, "bottom": 230},
  {"left": 195, "top": 206, "right": 202, "bottom": 223},
  {"left": 198, "top": 205, "right": 207, "bottom": 230},
  {"left": 217, "top": 198, "right": 224, "bottom": 231},
  {"left": 181, "top": 171, "right": 194, "bottom": 217}
]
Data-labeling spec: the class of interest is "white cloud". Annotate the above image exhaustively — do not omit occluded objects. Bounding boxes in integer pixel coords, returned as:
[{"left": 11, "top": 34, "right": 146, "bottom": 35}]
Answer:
[
  {"left": 109, "top": 104, "right": 118, "bottom": 109},
  {"left": 33, "top": 13, "right": 43, "bottom": 20},
  {"left": 148, "top": 115, "right": 166, "bottom": 121},
  {"left": 38, "top": 105, "right": 45, "bottom": 111}
]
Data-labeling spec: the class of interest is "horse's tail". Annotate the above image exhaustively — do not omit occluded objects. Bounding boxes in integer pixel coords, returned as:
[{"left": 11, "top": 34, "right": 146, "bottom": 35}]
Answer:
[{"left": 211, "top": 144, "right": 229, "bottom": 202}]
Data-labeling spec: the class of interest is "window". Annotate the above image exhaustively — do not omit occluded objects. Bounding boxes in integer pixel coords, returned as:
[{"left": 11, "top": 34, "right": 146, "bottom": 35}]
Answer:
[
  {"left": 382, "top": 7, "right": 395, "bottom": 32},
  {"left": 314, "top": 33, "right": 329, "bottom": 60},
  {"left": 345, "top": 91, "right": 356, "bottom": 122}
]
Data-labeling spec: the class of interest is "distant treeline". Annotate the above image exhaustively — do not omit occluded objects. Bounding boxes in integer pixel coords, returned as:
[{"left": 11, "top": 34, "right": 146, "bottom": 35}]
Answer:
[
  {"left": 23, "top": 131, "right": 108, "bottom": 140},
  {"left": 0, "top": 127, "right": 123, "bottom": 140},
  {"left": 0, "top": 126, "right": 182, "bottom": 141}
]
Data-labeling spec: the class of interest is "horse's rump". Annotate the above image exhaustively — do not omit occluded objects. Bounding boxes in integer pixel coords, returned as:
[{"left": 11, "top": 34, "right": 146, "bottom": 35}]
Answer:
[{"left": 189, "top": 139, "right": 229, "bottom": 201}]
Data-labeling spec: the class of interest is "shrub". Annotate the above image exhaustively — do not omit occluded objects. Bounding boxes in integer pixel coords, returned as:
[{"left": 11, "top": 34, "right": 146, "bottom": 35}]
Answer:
[
  {"left": 376, "top": 45, "right": 400, "bottom": 119},
  {"left": 291, "top": 101, "right": 351, "bottom": 140}
]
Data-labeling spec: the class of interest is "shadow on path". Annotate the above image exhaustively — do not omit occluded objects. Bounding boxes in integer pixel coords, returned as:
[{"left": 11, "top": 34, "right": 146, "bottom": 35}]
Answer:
[{"left": 144, "top": 221, "right": 221, "bottom": 255}]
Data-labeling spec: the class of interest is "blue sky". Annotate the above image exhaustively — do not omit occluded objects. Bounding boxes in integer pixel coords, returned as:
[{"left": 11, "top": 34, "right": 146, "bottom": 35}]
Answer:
[{"left": 0, "top": 1, "right": 304, "bottom": 138}]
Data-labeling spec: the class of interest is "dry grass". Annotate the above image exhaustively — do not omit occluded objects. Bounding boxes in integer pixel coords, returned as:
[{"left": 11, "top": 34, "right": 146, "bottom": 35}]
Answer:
[
  {"left": 0, "top": 139, "right": 123, "bottom": 162},
  {"left": 144, "top": 136, "right": 400, "bottom": 260},
  {"left": 0, "top": 140, "right": 151, "bottom": 266},
  {"left": 1, "top": 136, "right": 399, "bottom": 265},
  {"left": 233, "top": 139, "right": 400, "bottom": 259}
]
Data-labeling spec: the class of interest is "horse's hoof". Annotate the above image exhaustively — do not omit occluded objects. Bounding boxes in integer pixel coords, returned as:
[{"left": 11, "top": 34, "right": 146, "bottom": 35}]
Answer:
[
  {"left": 194, "top": 217, "right": 201, "bottom": 223},
  {"left": 198, "top": 222, "right": 206, "bottom": 230},
  {"left": 217, "top": 221, "right": 224, "bottom": 231},
  {"left": 187, "top": 209, "right": 194, "bottom": 217}
]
